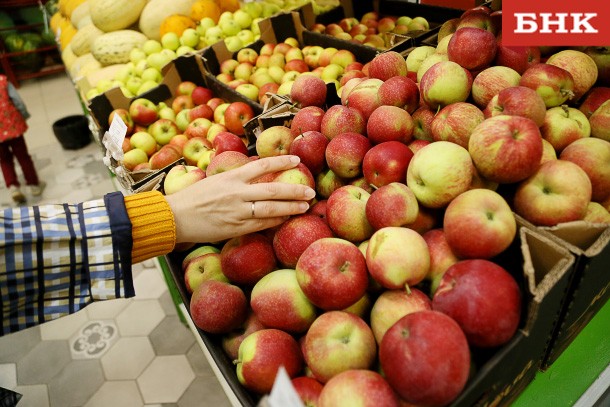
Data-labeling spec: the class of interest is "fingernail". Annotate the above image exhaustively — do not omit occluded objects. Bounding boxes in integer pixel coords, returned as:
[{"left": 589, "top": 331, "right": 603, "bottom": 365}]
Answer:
[
  {"left": 304, "top": 188, "right": 316, "bottom": 199},
  {"left": 290, "top": 156, "right": 300, "bottom": 164},
  {"left": 299, "top": 202, "right": 310, "bottom": 212}
]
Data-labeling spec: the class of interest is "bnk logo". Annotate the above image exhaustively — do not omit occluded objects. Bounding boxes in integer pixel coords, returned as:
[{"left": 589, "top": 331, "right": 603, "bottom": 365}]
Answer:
[{"left": 502, "top": 1, "right": 610, "bottom": 46}]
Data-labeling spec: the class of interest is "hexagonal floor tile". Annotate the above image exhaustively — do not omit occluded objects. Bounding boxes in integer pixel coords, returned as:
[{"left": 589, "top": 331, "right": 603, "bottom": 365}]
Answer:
[
  {"left": 133, "top": 264, "right": 168, "bottom": 299},
  {"left": 0, "top": 363, "right": 17, "bottom": 388},
  {"left": 16, "top": 340, "right": 71, "bottom": 385},
  {"left": 178, "top": 376, "right": 232, "bottom": 407},
  {"left": 149, "top": 316, "right": 195, "bottom": 356},
  {"left": 101, "top": 337, "right": 155, "bottom": 380},
  {"left": 137, "top": 355, "right": 196, "bottom": 404},
  {"left": 40, "top": 309, "right": 89, "bottom": 340},
  {"left": 85, "top": 298, "right": 130, "bottom": 321},
  {"left": 84, "top": 380, "right": 143, "bottom": 407},
  {"left": 48, "top": 359, "right": 104, "bottom": 406},
  {"left": 0, "top": 325, "right": 41, "bottom": 363},
  {"left": 116, "top": 299, "right": 165, "bottom": 337},
  {"left": 13, "top": 384, "right": 49, "bottom": 407},
  {"left": 69, "top": 320, "right": 119, "bottom": 360}
]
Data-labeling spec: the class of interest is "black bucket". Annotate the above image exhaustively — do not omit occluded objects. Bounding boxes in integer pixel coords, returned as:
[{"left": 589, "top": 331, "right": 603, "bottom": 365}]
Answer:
[{"left": 52, "top": 115, "right": 92, "bottom": 150}]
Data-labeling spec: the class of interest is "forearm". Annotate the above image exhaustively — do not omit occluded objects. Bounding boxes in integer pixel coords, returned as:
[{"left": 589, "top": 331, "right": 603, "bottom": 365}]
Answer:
[{"left": 0, "top": 194, "right": 136, "bottom": 336}]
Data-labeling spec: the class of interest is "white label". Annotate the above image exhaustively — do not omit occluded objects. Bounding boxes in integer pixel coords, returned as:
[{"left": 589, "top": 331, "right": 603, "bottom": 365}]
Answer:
[
  {"left": 267, "top": 367, "right": 304, "bottom": 407},
  {"left": 108, "top": 113, "right": 128, "bottom": 147}
]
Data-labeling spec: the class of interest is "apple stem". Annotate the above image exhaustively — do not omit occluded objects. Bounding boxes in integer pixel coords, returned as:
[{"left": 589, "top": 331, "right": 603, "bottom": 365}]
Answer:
[
  {"left": 561, "top": 104, "right": 569, "bottom": 117},
  {"left": 435, "top": 105, "right": 441, "bottom": 116},
  {"left": 404, "top": 284, "right": 412, "bottom": 295},
  {"left": 561, "top": 89, "right": 575, "bottom": 101}
]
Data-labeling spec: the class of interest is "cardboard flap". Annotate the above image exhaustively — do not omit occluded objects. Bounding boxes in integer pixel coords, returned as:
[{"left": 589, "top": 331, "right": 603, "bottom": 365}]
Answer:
[
  {"left": 541, "top": 221, "right": 610, "bottom": 257},
  {"left": 520, "top": 227, "right": 574, "bottom": 334}
]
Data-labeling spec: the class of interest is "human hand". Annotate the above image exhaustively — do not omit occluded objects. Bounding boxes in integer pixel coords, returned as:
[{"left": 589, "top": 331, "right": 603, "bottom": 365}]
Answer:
[{"left": 165, "top": 155, "right": 316, "bottom": 244}]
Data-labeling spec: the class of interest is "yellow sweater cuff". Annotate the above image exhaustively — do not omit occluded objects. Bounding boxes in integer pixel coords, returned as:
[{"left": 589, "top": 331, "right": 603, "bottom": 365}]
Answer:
[{"left": 124, "top": 191, "right": 176, "bottom": 264}]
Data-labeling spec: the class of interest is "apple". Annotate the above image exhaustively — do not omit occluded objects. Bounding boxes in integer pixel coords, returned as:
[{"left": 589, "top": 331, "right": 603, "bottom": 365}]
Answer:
[
  {"left": 149, "top": 144, "right": 181, "bottom": 170},
  {"left": 172, "top": 94, "right": 195, "bottom": 113},
  {"left": 547, "top": 49, "right": 598, "bottom": 102},
  {"left": 183, "top": 252, "right": 227, "bottom": 294},
  {"left": 216, "top": 72, "right": 234, "bottom": 84},
  {"left": 362, "top": 141, "right": 414, "bottom": 189},
  {"left": 540, "top": 105, "right": 591, "bottom": 153},
  {"left": 519, "top": 63, "right": 576, "bottom": 108},
  {"left": 458, "top": 8, "right": 496, "bottom": 31},
  {"left": 411, "top": 106, "right": 435, "bottom": 142},
  {"left": 584, "top": 202, "right": 610, "bottom": 223},
  {"left": 129, "top": 98, "right": 158, "bottom": 126},
  {"left": 158, "top": 103, "right": 177, "bottom": 122},
  {"left": 234, "top": 62, "right": 254, "bottom": 82},
  {"left": 205, "top": 150, "right": 250, "bottom": 177},
  {"left": 405, "top": 45, "right": 436, "bottom": 74},
  {"left": 163, "top": 164, "right": 205, "bottom": 195},
  {"left": 406, "top": 141, "right": 474, "bottom": 208},
  {"left": 121, "top": 137, "right": 132, "bottom": 154},
  {"left": 221, "top": 311, "right": 266, "bottom": 361},
  {"left": 469, "top": 115, "right": 543, "bottom": 184},
  {"left": 182, "top": 136, "right": 213, "bottom": 166},
  {"left": 316, "top": 168, "right": 347, "bottom": 199},
  {"left": 579, "top": 87, "right": 610, "bottom": 118},
  {"left": 292, "top": 377, "right": 324, "bottom": 407},
  {"left": 185, "top": 118, "right": 213, "bottom": 140},
  {"left": 255, "top": 125, "right": 295, "bottom": 158},
  {"left": 303, "top": 311, "right": 376, "bottom": 383},
  {"left": 380, "top": 310, "right": 470, "bottom": 406},
  {"left": 176, "top": 80, "right": 197, "bottom": 96},
  {"left": 122, "top": 148, "right": 149, "bottom": 171},
  {"left": 290, "top": 75, "right": 327, "bottom": 108},
  {"left": 223, "top": 102, "right": 254, "bottom": 136},
  {"left": 272, "top": 214, "right": 332, "bottom": 268},
  {"left": 367, "top": 51, "right": 407, "bottom": 81},
  {"left": 213, "top": 102, "right": 230, "bottom": 125},
  {"left": 190, "top": 280, "right": 247, "bottom": 334},
  {"left": 366, "top": 226, "right": 430, "bottom": 289},
  {"left": 187, "top": 104, "right": 214, "bottom": 122},
  {"left": 191, "top": 86, "right": 214, "bottom": 106},
  {"left": 433, "top": 259, "right": 521, "bottom": 347},
  {"left": 129, "top": 131, "right": 156, "bottom": 156},
  {"left": 559, "top": 137, "right": 610, "bottom": 202},
  {"left": 148, "top": 118, "right": 179, "bottom": 146},
  {"left": 484, "top": 85, "right": 548, "bottom": 127},
  {"left": 175, "top": 109, "right": 191, "bottom": 132},
  {"left": 321, "top": 105, "right": 366, "bottom": 140},
  {"left": 235, "top": 83, "right": 260, "bottom": 101},
  {"left": 325, "top": 132, "right": 371, "bottom": 179},
  {"left": 258, "top": 82, "right": 280, "bottom": 105},
  {"left": 514, "top": 159, "right": 592, "bottom": 226},
  {"left": 448, "top": 27, "right": 497, "bottom": 71},
  {"left": 366, "top": 105, "right": 414, "bottom": 145},
  {"left": 236, "top": 329, "right": 303, "bottom": 394},
  {"left": 318, "top": 370, "right": 400, "bottom": 407},
  {"left": 378, "top": 76, "right": 419, "bottom": 114},
  {"left": 326, "top": 185, "right": 374, "bottom": 243},
  {"left": 540, "top": 138, "right": 558, "bottom": 164},
  {"left": 211, "top": 131, "right": 246, "bottom": 156},
  {"left": 471, "top": 65, "right": 522, "bottom": 108},
  {"left": 289, "top": 130, "right": 328, "bottom": 175},
  {"left": 365, "top": 182, "right": 419, "bottom": 230},
  {"left": 250, "top": 268, "right": 317, "bottom": 333},
  {"left": 370, "top": 288, "right": 432, "bottom": 345},
  {"left": 431, "top": 102, "right": 484, "bottom": 148},
  {"left": 590, "top": 99, "right": 610, "bottom": 141},
  {"left": 422, "top": 229, "right": 459, "bottom": 295},
  {"left": 108, "top": 108, "right": 134, "bottom": 136},
  {"left": 416, "top": 53, "right": 449, "bottom": 83},
  {"left": 290, "top": 106, "right": 325, "bottom": 137},
  {"left": 344, "top": 78, "right": 383, "bottom": 121},
  {"left": 419, "top": 61, "right": 473, "bottom": 109},
  {"left": 494, "top": 39, "right": 541, "bottom": 75},
  {"left": 220, "top": 232, "right": 277, "bottom": 286}
]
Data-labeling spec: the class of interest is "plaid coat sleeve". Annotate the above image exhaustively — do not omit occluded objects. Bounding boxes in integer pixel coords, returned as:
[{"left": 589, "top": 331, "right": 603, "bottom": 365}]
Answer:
[{"left": 0, "top": 192, "right": 134, "bottom": 336}]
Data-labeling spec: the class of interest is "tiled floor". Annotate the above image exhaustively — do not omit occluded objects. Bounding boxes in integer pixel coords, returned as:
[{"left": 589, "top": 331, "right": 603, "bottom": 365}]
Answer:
[{"left": 0, "top": 73, "right": 232, "bottom": 406}]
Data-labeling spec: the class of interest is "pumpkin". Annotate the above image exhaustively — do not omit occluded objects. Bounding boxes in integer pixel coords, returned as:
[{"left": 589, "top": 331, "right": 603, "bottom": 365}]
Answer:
[
  {"left": 139, "top": 0, "right": 197, "bottom": 41},
  {"left": 219, "top": 0, "right": 240, "bottom": 13},
  {"left": 159, "top": 14, "right": 197, "bottom": 38}
]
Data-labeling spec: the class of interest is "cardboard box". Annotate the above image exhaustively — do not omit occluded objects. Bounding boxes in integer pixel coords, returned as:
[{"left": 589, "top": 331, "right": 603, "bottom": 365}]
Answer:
[
  {"left": 163, "top": 221, "right": 574, "bottom": 406},
  {"left": 539, "top": 222, "right": 610, "bottom": 369}
]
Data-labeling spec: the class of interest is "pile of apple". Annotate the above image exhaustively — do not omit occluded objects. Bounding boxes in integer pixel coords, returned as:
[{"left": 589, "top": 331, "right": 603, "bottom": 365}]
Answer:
[
  {"left": 309, "top": 11, "right": 431, "bottom": 50},
  {"left": 113, "top": 80, "right": 256, "bottom": 177},
  {"left": 159, "top": 4, "right": 610, "bottom": 404},
  {"left": 214, "top": 39, "right": 368, "bottom": 105}
]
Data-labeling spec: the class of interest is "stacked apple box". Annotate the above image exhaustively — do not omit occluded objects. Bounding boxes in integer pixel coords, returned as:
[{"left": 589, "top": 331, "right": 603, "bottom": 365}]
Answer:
[
  {"left": 87, "top": 54, "right": 208, "bottom": 192},
  {"left": 539, "top": 223, "right": 610, "bottom": 370},
  {"left": 163, "top": 218, "right": 574, "bottom": 406}
]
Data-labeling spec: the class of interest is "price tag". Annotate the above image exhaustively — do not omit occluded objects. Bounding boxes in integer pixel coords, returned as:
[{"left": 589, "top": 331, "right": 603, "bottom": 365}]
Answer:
[
  {"left": 267, "top": 367, "right": 304, "bottom": 407},
  {"left": 104, "top": 113, "right": 128, "bottom": 161}
]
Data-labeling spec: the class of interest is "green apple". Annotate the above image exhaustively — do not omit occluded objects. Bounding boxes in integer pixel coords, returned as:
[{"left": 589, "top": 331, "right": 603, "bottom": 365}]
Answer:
[
  {"left": 115, "top": 64, "right": 137, "bottom": 83},
  {"left": 142, "top": 39, "right": 163, "bottom": 55},
  {"left": 277, "top": 80, "right": 294, "bottom": 96},
  {"left": 205, "top": 26, "right": 224, "bottom": 45},
  {"left": 321, "top": 63, "right": 344, "bottom": 82},
  {"left": 197, "top": 17, "right": 216, "bottom": 35},
  {"left": 176, "top": 109, "right": 191, "bottom": 132},
  {"left": 176, "top": 45, "right": 195, "bottom": 56},
  {"left": 221, "top": 19, "right": 241, "bottom": 36},
  {"left": 134, "top": 59, "right": 149, "bottom": 76},
  {"left": 243, "top": 1, "right": 263, "bottom": 18},
  {"left": 406, "top": 45, "right": 436, "bottom": 74},
  {"left": 120, "top": 86, "right": 134, "bottom": 98},
  {"left": 129, "top": 47, "right": 147, "bottom": 64},
  {"left": 268, "top": 65, "right": 285, "bottom": 84},
  {"left": 160, "top": 48, "right": 177, "bottom": 60},
  {"left": 396, "top": 16, "right": 412, "bottom": 27},
  {"left": 281, "top": 70, "right": 299, "bottom": 84},
  {"left": 218, "top": 11, "right": 234, "bottom": 26},
  {"left": 86, "top": 88, "right": 101, "bottom": 100},
  {"left": 126, "top": 76, "right": 143, "bottom": 95},
  {"left": 233, "top": 9, "right": 253, "bottom": 28},
  {"left": 146, "top": 52, "right": 172, "bottom": 71},
  {"left": 141, "top": 67, "right": 163, "bottom": 83},
  {"left": 235, "top": 83, "right": 259, "bottom": 101},
  {"left": 158, "top": 105, "right": 176, "bottom": 121},
  {"left": 179, "top": 28, "right": 199, "bottom": 48},
  {"left": 251, "top": 18, "right": 263, "bottom": 36},
  {"left": 225, "top": 36, "right": 243, "bottom": 53},
  {"left": 137, "top": 80, "right": 159, "bottom": 95},
  {"left": 262, "top": 3, "right": 281, "bottom": 17},
  {"left": 96, "top": 79, "right": 115, "bottom": 93},
  {"left": 236, "top": 29, "right": 255, "bottom": 46}
]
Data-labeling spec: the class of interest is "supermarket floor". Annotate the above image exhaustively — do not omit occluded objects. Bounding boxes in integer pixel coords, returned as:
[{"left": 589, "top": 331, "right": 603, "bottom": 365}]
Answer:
[{"left": 0, "top": 73, "right": 232, "bottom": 407}]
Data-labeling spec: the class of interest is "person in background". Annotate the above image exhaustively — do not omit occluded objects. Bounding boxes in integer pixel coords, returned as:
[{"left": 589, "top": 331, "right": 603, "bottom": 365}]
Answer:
[
  {"left": 0, "top": 74, "right": 45, "bottom": 204},
  {"left": 1, "top": 154, "right": 315, "bottom": 336}
]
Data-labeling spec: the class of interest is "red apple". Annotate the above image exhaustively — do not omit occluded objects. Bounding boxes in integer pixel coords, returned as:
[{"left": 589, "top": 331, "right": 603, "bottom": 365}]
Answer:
[
  {"left": 189, "top": 280, "right": 247, "bottom": 334},
  {"left": 183, "top": 252, "right": 227, "bottom": 294},
  {"left": 326, "top": 185, "right": 374, "bottom": 243},
  {"left": 205, "top": 150, "right": 250, "bottom": 177},
  {"left": 344, "top": 78, "right": 383, "bottom": 121},
  {"left": 422, "top": 229, "right": 459, "bottom": 295},
  {"left": 433, "top": 259, "right": 522, "bottom": 347},
  {"left": 185, "top": 117, "right": 213, "bottom": 139},
  {"left": 236, "top": 329, "right": 303, "bottom": 394},
  {"left": 296, "top": 237, "right": 369, "bottom": 310},
  {"left": 108, "top": 108, "right": 134, "bottom": 136},
  {"left": 365, "top": 182, "right": 419, "bottom": 230},
  {"left": 291, "top": 75, "right": 327, "bottom": 108},
  {"left": 191, "top": 86, "right": 214, "bottom": 106},
  {"left": 290, "top": 106, "right": 325, "bottom": 137},
  {"left": 273, "top": 213, "right": 334, "bottom": 268},
  {"left": 468, "top": 115, "right": 543, "bottom": 184},
  {"left": 411, "top": 106, "right": 435, "bottom": 141},
  {"left": 494, "top": 35, "right": 541, "bottom": 75},
  {"left": 325, "top": 132, "right": 371, "bottom": 179},
  {"left": 148, "top": 144, "right": 181, "bottom": 170},
  {"left": 320, "top": 105, "right": 366, "bottom": 140},
  {"left": 163, "top": 164, "right": 206, "bottom": 195},
  {"left": 188, "top": 103, "right": 214, "bottom": 121},
  {"left": 224, "top": 102, "right": 255, "bottom": 136},
  {"left": 220, "top": 232, "right": 277, "bottom": 286},
  {"left": 378, "top": 76, "right": 419, "bottom": 114},
  {"left": 221, "top": 311, "right": 266, "bottom": 361},
  {"left": 448, "top": 27, "right": 497, "bottom": 71},
  {"left": 315, "top": 168, "right": 347, "bottom": 199},
  {"left": 471, "top": 65, "right": 522, "bottom": 109},
  {"left": 540, "top": 105, "right": 591, "bottom": 153},
  {"left": 590, "top": 99, "right": 610, "bottom": 141},
  {"left": 212, "top": 131, "right": 248, "bottom": 155},
  {"left": 368, "top": 51, "right": 407, "bottom": 81},
  {"left": 318, "top": 370, "right": 400, "bottom": 407},
  {"left": 362, "top": 141, "right": 414, "bottom": 189},
  {"left": 546, "top": 49, "right": 598, "bottom": 102},
  {"left": 484, "top": 85, "right": 547, "bottom": 127},
  {"left": 559, "top": 137, "right": 610, "bottom": 202},
  {"left": 431, "top": 102, "right": 484, "bottom": 148},
  {"left": 292, "top": 377, "right": 324, "bottom": 407},
  {"left": 519, "top": 63, "right": 576, "bottom": 108},
  {"left": 129, "top": 98, "right": 158, "bottom": 126},
  {"left": 380, "top": 310, "right": 470, "bottom": 406},
  {"left": 579, "top": 87, "right": 610, "bottom": 118},
  {"left": 366, "top": 105, "right": 414, "bottom": 145},
  {"left": 289, "top": 130, "right": 328, "bottom": 175},
  {"left": 171, "top": 94, "right": 194, "bottom": 113}
]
